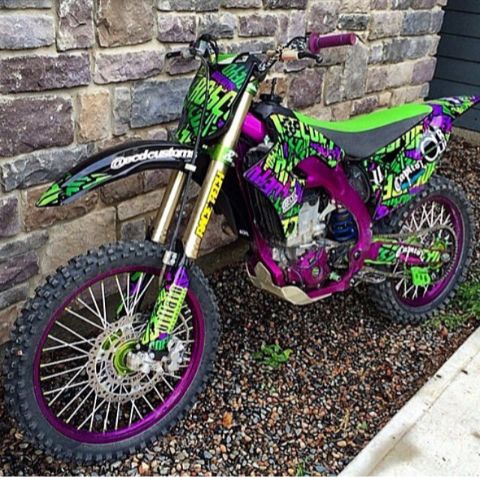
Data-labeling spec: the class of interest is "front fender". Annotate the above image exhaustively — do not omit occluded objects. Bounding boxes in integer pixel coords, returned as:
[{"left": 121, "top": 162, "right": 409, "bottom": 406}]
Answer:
[{"left": 37, "top": 141, "right": 196, "bottom": 207}]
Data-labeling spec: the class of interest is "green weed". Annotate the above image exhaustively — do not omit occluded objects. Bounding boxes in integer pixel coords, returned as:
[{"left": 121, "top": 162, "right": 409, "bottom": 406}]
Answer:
[
  {"left": 253, "top": 343, "right": 293, "bottom": 369},
  {"left": 429, "top": 271, "right": 480, "bottom": 331},
  {"left": 357, "top": 421, "right": 368, "bottom": 431},
  {"left": 295, "top": 461, "right": 306, "bottom": 477}
]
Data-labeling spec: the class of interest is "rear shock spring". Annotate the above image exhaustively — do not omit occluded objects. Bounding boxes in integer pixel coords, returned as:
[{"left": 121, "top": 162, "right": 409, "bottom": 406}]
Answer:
[{"left": 329, "top": 207, "right": 358, "bottom": 242}]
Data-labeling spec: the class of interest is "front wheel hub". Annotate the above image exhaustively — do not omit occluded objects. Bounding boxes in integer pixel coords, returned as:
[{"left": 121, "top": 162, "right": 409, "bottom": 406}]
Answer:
[
  {"left": 87, "top": 316, "right": 166, "bottom": 403},
  {"left": 112, "top": 339, "right": 137, "bottom": 376}
]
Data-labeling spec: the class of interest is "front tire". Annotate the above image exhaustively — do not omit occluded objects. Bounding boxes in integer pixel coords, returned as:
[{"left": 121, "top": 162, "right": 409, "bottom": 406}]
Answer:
[
  {"left": 370, "top": 176, "right": 475, "bottom": 325},
  {"left": 3, "top": 241, "right": 220, "bottom": 463}
]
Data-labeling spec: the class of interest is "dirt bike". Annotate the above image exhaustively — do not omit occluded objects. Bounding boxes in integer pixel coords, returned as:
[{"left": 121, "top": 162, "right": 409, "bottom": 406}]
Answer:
[{"left": 4, "top": 32, "right": 478, "bottom": 462}]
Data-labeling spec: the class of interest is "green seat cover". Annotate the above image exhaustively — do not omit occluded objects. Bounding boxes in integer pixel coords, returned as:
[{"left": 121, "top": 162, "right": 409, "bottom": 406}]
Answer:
[
  {"left": 295, "top": 103, "right": 432, "bottom": 133},
  {"left": 295, "top": 103, "right": 433, "bottom": 158}
]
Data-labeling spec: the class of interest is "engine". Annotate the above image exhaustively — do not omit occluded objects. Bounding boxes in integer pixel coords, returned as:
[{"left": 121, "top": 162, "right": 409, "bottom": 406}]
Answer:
[
  {"left": 246, "top": 146, "right": 370, "bottom": 290},
  {"left": 270, "top": 190, "right": 334, "bottom": 288}
]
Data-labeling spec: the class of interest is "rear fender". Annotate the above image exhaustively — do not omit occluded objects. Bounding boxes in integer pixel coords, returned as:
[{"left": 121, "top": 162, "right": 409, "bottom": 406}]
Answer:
[
  {"left": 37, "top": 141, "right": 196, "bottom": 207},
  {"left": 369, "top": 96, "right": 480, "bottom": 220},
  {"left": 427, "top": 95, "right": 480, "bottom": 128}
]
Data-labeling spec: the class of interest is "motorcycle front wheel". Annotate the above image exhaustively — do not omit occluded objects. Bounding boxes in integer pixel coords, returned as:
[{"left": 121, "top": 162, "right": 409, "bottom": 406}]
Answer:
[{"left": 3, "top": 241, "right": 219, "bottom": 463}]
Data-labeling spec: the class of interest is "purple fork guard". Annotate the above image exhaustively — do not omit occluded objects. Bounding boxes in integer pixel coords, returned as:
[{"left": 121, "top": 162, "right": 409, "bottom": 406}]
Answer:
[
  {"left": 33, "top": 265, "right": 205, "bottom": 444},
  {"left": 173, "top": 266, "right": 189, "bottom": 288}
]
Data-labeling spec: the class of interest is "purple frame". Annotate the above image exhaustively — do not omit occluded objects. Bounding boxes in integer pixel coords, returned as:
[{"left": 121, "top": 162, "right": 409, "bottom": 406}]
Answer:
[{"left": 240, "top": 116, "right": 374, "bottom": 300}]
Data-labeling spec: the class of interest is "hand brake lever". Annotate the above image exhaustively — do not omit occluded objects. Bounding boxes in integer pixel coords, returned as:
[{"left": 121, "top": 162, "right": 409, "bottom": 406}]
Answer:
[{"left": 298, "top": 51, "right": 323, "bottom": 64}]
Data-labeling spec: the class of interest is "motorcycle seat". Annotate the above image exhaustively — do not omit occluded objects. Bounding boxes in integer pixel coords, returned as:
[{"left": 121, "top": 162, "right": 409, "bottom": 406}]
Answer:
[{"left": 296, "top": 103, "right": 433, "bottom": 159}]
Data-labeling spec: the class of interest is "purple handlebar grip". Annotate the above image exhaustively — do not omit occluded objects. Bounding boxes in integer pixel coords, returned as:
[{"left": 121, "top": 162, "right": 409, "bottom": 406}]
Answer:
[{"left": 308, "top": 33, "right": 357, "bottom": 53}]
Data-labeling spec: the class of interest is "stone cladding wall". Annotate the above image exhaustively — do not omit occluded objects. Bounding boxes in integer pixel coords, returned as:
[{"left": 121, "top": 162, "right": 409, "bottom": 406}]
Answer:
[{"left": 0, "top": 0, "right": 446, "bottom": 341}]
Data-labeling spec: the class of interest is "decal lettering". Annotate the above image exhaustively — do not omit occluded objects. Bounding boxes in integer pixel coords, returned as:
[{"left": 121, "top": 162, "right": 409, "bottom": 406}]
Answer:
[
  {"left": 393, "top": 160, "right": 426, "bottom": 192},
  {"left": 111, "top": 148, "right": 194, "bottom": 170},
  {"left": 195, "top": 170, "right": 225, "bottom": 239},
  {"left": 372, "top": 166, "right": 384, "bottom": 187},
  {"left": 420, "top": 126, "right": 447, "bottom": 162},
  {"left": 282, "top": 189, "right": 299, "bottom": 213}
]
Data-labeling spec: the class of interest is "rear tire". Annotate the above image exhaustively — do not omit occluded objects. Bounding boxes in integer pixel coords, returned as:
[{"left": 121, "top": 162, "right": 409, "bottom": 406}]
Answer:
[
  {"left": 369, "top": 176, "right": 474, "bottom": 325},
  {"left": 3, "top": 240, "right": 220, "bottom": 463}
]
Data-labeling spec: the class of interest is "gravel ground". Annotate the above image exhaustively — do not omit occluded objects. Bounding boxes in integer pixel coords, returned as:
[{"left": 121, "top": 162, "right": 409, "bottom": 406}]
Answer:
[{"left": 1, "top": 136, "right": 479, "bottom": 476}]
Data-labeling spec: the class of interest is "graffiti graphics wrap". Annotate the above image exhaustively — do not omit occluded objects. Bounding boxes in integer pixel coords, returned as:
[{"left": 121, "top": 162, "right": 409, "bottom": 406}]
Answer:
[
  {"left": 367, "top": 96, "right": 480, "bottom": 220},
  {"left": 245, "top": 114, "right": 345, "bottom": 237},
  {"left": 141, "top": 267, "right": 189, "bottom": 350},
  {"left": 177, "top": 61, "right": 255, "bottom": 145}
]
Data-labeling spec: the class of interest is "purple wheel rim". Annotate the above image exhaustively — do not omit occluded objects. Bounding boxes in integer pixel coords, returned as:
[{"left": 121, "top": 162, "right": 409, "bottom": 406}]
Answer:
[
  {"left": 395, "top": 195, "right": 464, "bottom": 308},
  {"left": 33, "top": 265, "right": 205, "bottom": 444}
]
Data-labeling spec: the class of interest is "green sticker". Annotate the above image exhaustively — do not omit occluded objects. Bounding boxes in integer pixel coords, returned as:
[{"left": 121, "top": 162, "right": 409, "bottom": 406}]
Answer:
[{"left": 411, "top": 267, "right": 431, "bottom": 287}]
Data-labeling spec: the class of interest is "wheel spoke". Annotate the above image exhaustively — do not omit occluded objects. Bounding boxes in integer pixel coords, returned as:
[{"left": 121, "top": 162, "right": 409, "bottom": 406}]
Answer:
[
  {"left": 161, "top": 375, "right": 175, "bottom": 391},
  {"left": 131, "top": 399, "right": 143, "bottom": 420},
  {"left": 41, "top": 354, "right": 88, "bottom": 368},
  {"left": 164, "top": 372, "right": 182, "bottom": 381},
  {"left": 41, "top": 364, "right": 88, "bottom": 382},
  {"left": 65, "top": 388, "right": 95, "bottom": 424},
  {"left": 89, "top": 286, "right": 108, "bottom": 328},
  {"left": 126, "top": 273, "right": 131, "bottom": 314},
  {"left": 142, "top": 395, "right": 155, "bottom": 412},
  {"left": 128, "top": 273, "right": 145, "bottom": 315},
  {"left": 128, "top": 399, "right": 135, "bottom": 426},
  {"left": 115, "top": 401, "right": 121, "bottom": 430},
  {"left": 47, "top": 365, "right": 90, "bottom": 406},
  {"left": 65, "top": 306, "right": 104, "bottom": 331},
  {"left": 56, "top": 383, "right": 90, "bottom": 417},
  {"left": 146, "top": 375, "right": 164, "bottom": 401},
  {"left": 429, "top": 202, "right": 435, "bottom": 227},
  {"left": 43, "top": 380, "right": 90, "bottom": 396},
  {"left": 130, "top": 275, "right": 155, "bottom": 314},
  {"left": 54, "top": 320, "right": 92, "bottom": 345},
  {"left": 101, "top": 281, "right": 108, "bottom": 326},
  {"left": 43, "top": 335, "right": 92, "bottom": 356},
  {"left": 395, "top": 277, "right": 406, "bottom": 292},
  {"left": 115, "top": 276, "right": 129, "bottom": 317},
  {"left": 75, "top": 295, "right": 108, "bottom": 329},
  {"left": 103, "top": 401, "right": 112, "bottom": 432}
]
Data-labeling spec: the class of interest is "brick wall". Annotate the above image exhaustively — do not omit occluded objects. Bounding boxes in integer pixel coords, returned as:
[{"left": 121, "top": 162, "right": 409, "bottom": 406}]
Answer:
[{"left": 0, "top": 0, "right": 445, "bottom": 342}]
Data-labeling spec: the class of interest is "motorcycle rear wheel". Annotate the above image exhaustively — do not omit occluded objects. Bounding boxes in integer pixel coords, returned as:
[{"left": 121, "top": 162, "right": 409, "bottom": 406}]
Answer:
[{"left": 369, "top": 176, "right": 474, "bottom": 325}]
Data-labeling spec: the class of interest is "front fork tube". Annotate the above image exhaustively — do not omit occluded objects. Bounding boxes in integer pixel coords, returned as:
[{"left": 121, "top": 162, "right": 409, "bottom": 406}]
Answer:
[
  {"left": 151, "top": 169, "right": 187, "bottom": 245},
  {"left": 141, "top": 157, "right": 230, "bottom": 350},
  {"left": 142, "top": 88, "right": 255, "bottom": 349}
]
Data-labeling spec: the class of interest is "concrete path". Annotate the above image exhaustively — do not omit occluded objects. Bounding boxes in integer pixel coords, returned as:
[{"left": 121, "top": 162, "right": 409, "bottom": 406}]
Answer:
[{"left": 340, "top": 326, "right": 480, "bottom": 477}]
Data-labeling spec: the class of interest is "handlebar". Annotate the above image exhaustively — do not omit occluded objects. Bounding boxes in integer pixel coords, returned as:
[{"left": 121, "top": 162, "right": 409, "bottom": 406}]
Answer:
[
  {"left": 166, "top": 32, "right": 357, "bottom": 72},
  {"left": 166, "top": 49, "right": 195, "bottom": 60},
  {"left": 307, "top": 33, "right": 357, "bottom": 54}
]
